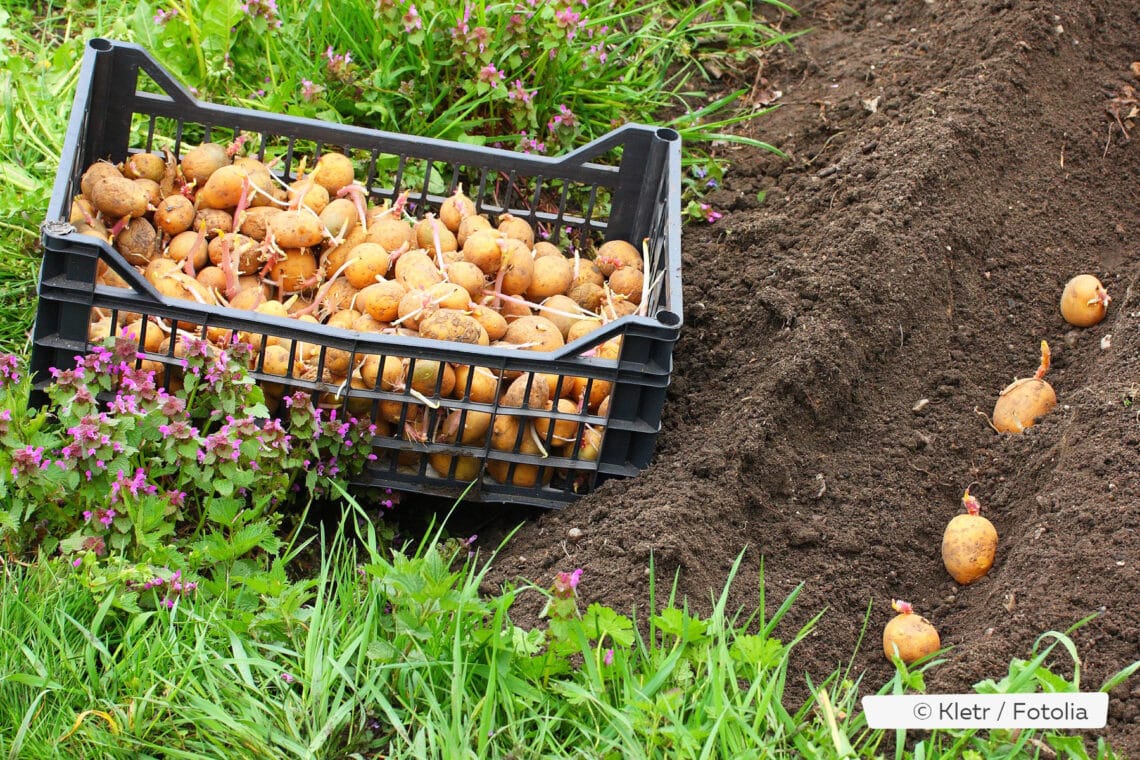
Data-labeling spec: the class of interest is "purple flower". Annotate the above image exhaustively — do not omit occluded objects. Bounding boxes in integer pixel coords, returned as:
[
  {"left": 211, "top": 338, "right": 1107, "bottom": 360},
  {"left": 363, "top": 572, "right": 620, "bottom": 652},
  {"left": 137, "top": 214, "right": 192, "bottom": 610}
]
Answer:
[
  {"left": 518, "top": 130, "right": 546, "bottom": 154},
  {"left": 154, "top": 7, "right": 178, "bottom": 25},
  {"left": 507, "top": 79, "right": 535, "bottom": 105},
  {"left": 547, "top": 104, "right": 577, "bottom": 134},
  {"left": 158, "top": 419, "right": 197, "bottom": 439},
  {"left": 402, "top": 3, "right": 422, "bottom": 32},
  {"left": 326, "top": 46, "right": 352, "bottom": 78},
  {"left": 100, "top": 509, "right": 116, "bottom": 527},
  {"left": 552, "top": 568, "right": 583, "bottom": 598},
  {"left": 603, "top": 648, "right": 614, "bottom": 666},
  {"left": 107, "top": 393, "right": 140, "bottom": 416},
  {"left": 554, "top": 6, "right": 583, "bottom": 39},
  {"left": 240, "top": 0, "right": 283, "bottom": 28},
  {"left": 10, "top": 446, "right": 46, "bottom": 477},
  {"left": 699, "top": 203, "right": 723, "bottom": 224},
  {"left": 0, "top": 354, "right": 20, "bottom": 387},
  {"left": 300, "top": 78, "right": 323, "bottom": 102},
  {"left": 72, "top": 557, "right": 83, "bottom": 568},
  {"left": 109, "top": 468, "right": 157, "bottom": 505},
  {"left": 82, "top": 535, "right": 106, "bottom": 556},
  {"left": 281, "top": 672, "right": 295, "bottom": 684},
  {"left": 451, "top": 3, "right": 473, "bottom": 37},
  {"left": 478, "top": 64, "right": 504, "bottom": 87}
]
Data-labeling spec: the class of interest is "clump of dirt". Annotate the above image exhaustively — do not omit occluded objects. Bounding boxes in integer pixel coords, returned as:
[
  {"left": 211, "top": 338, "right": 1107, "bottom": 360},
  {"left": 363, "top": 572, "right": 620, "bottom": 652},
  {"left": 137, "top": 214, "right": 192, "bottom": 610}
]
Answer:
[{"left": 445, "top": 0, "right": 1140, "bottom": 751}]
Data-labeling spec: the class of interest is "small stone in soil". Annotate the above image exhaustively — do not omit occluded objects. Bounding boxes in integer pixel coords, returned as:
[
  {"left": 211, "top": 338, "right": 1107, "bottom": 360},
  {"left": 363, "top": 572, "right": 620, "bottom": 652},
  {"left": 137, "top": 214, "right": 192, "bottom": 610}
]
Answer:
[{"left": 568, "top": 527, "right": 584, "bottom": 542}]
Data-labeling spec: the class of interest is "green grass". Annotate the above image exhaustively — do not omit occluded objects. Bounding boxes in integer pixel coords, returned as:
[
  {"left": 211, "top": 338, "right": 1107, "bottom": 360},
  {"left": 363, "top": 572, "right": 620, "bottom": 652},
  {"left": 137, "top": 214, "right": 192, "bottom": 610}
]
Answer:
[
  {"left": 0, "top": 8, "right": 86, "bottom": 353},
  {"left": 0, "top": 495, "right": 1134, "bottom": 759}
]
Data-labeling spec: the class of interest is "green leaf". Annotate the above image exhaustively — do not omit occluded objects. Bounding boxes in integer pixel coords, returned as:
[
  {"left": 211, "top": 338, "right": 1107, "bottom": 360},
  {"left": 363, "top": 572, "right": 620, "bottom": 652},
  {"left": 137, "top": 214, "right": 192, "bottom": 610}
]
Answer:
[
  {"left": 206, "top": 497, "right": 244, "bottom": 528},
  {"left": 510, "top": 626, "right": 545, "bottom": 656},
  {"left": 730, "top": 634, "right": 785, "bottom": 668},
  {"left": 366, "top": 639, "right": 399, "bottom": 663},
  {"left": 582, "top": 603, "right": 634, "bottom": 648},
  {"left": 652, "top": 607, "right": 709, "bottom": 644},
  {"left": 213, "top": 477, "right": 234, "bottom": 498}
]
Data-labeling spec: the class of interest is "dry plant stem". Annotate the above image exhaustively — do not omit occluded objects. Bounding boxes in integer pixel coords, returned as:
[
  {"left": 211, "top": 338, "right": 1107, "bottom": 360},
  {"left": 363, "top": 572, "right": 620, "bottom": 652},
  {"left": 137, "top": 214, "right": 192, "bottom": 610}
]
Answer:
[
  {"left": 391, "top": 292, "right": 446, "bottom": 327},
  {"left": 108, "top": 214, "right": 131, "bottom": 238},
  {"left": 962, "top": 488, "right": 981, "bottom": 516},
  {"left": 292, "top": 255, "right": 361, "bottom": 318},
  {"left": 336, "top": 184, "right": 370, "bottom": 234},
  {"left": 493, "top": 292, "right": 599, "bottom": 321},
  {"left": 529, "top": 424, "right": 550, "bottom": 458},
  {"left": 246, "top": 181, "right": 289, "bottom": 208},
  {"left": 491, "top": 247, "right": 510, "bottom": 309},
  {"left": 974, "top": 406, "right": 1001, "bottom": 433},
  {"left": 1035, "top": 340, "right": 1051, "bottom": 380},
  {"left": 182, "top": 225, "right": 208, "bottom": 277},
  {"left": 573, "top": 245, "right": 580, "bottom": 280},
  {"left": 258, "top": 229, "right": 283, "bottom": 278},
  {"left": 639, "top": 237, "right": 651, "bottom": 316},
  {"left": 369, "top": 190, "right": 411, "bottom": 224},
  {"left": 231, "top": 176, "right": 253, "bottom": 233},
  {"left": 427, "top": 213, "right": 448, "bottom": 275},
  {"left": 220, "top": 234, "right": 241, "bottom": 300}
]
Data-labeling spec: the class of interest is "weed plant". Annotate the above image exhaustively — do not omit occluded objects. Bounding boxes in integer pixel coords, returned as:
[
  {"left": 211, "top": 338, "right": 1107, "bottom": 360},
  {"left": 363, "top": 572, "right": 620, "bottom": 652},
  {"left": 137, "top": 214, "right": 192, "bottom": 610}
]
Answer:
[{"left": 131, "top": 0, "right": 796, "bottom": 153}]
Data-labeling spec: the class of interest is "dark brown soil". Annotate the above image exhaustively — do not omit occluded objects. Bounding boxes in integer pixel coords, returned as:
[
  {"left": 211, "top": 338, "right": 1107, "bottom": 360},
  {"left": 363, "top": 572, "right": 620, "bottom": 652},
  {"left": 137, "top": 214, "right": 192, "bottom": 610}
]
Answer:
[{"left": 470, "top": 0, "right": 1140, "bottom": 752}]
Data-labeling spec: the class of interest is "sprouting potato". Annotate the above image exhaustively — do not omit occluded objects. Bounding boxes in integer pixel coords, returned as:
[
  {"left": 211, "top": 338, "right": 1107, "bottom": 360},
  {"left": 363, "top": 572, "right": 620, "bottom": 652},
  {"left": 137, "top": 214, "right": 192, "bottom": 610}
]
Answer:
[
  {"left": 942, "top": 489, "right": 998, "bottom": 585},
  {"left": 882, "top": 600, "right": 940, "bottom": 664},
  {"left": 89, "top": 175, "right": 150, "bottom": 219},
  {"left": 197, "top": 164, "right": 250, "bottom": 210},
  {"left": 74, "top": 142, "right": 657, "bottom": 495},
  {"left": 180, "top": 142, "right": 230, "bottom": 186},
  {"left": 268, "top": 209, "right": 324, "bottom": 248},
  {"left": 81, "top": 161, "right": 123, "bottom": 200},
  {"left": 116, "top": 217, "right": 161, "bottom": 266},
  {"left": 344, "top": 242, "right": 392, "bottom": 289},
  {"left": 311, "top": 152, "right": 355, "bottom": 194},
  {"left": 122, "top": 152, "right": 167, "bottom": 182},
  {"left": 457, "top": 214, "right": 492, "bottom": 248},
  {"left": 496, "top": 213, "right": 534, "bottom": 248},
  {"left": 594, "top": 239, "right": 643, "bottom": 276},
  {"left": 270, "top": 248, "right": 318, "bottom": 293},
  {"left": 154, "top": 194, "right": 196, "bottom": 235},
  {"left": 366, "top": 216, "right": 417, "bottom": 251},
  {"left": 503, "top": 315, "right": 564, "bottom": 352},
  {"left": 237, "top": 205, "right": 282, "bottom": 241},
  {"left": 355, "top": 279, "right": 406, "bottom": 322},
  {"left": 526, "top": 255, "right": 574, "bottom": 302},
  {"left": 462, "top": 228, "right": 503, "bottom": 275},
  {"left": 992, "top": 341, "right": 1056, "bottom": 434},
  {"left": 288, "top": 178, "right": 330, "bottom": 214}
]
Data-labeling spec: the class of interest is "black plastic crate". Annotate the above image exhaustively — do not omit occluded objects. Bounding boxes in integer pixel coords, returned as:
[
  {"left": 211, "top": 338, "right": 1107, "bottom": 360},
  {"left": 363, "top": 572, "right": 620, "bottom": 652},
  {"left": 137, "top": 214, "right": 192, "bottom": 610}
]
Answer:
[{"left": 34, "top": 38, "right": 683, "bottom": 509}]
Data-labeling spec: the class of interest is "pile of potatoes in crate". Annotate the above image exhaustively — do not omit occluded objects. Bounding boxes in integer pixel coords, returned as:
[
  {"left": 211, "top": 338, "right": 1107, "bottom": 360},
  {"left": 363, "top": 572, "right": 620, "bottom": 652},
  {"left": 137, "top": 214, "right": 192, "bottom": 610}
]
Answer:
[{"left": 70, "top": 142, "right": 649, "bottom": 484}]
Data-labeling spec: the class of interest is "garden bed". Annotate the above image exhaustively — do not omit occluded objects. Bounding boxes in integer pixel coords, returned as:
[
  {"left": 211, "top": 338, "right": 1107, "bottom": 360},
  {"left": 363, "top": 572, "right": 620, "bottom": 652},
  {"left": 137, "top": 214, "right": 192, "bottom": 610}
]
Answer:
[{"left": 475, "top": 0, "right": 1140, "bottom": 752}]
